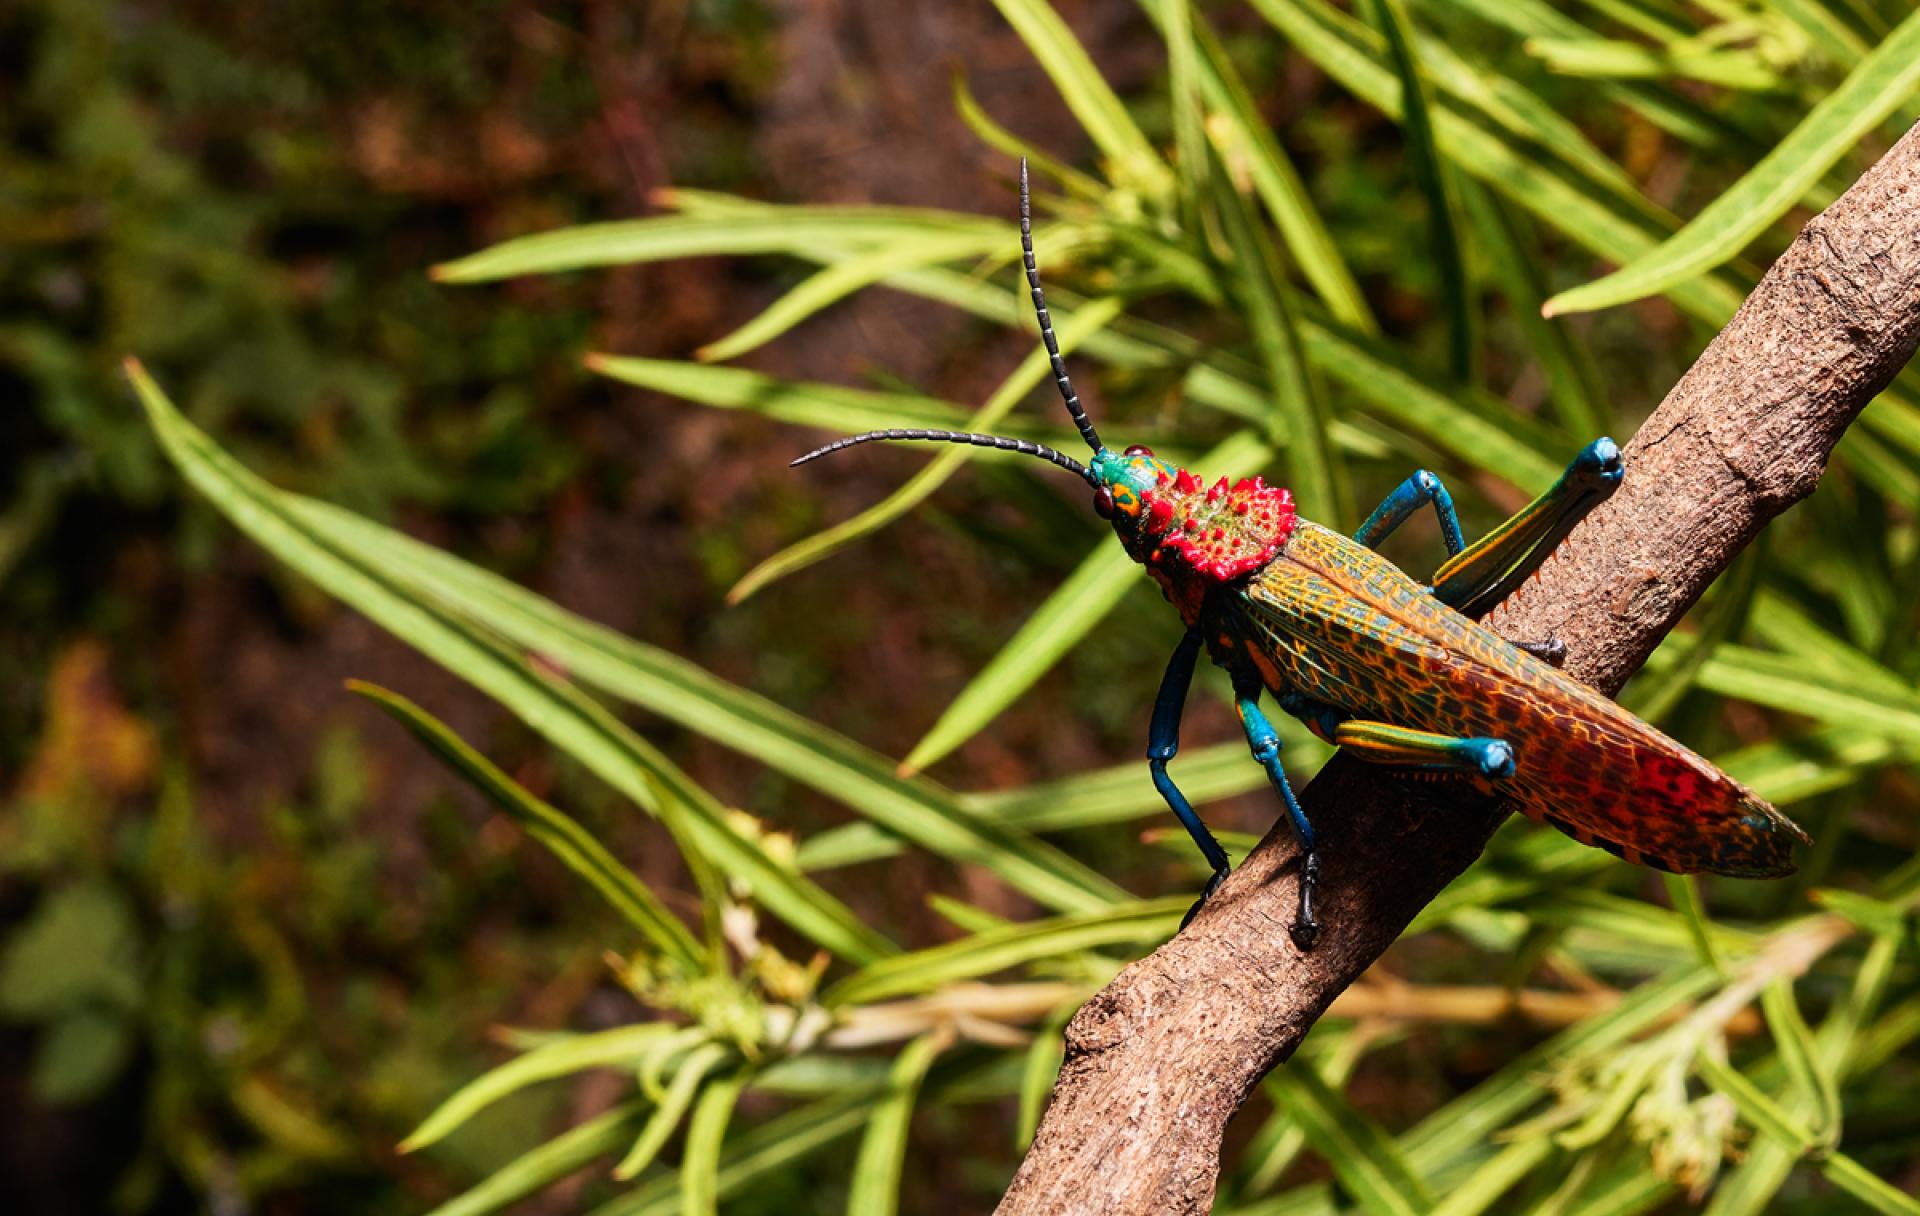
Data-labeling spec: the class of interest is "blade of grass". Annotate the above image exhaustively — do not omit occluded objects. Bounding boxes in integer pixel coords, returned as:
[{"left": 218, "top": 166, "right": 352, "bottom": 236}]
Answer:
[
  {"left": 1159, "top": 0, "right": 1210, "bottom": 220},
  {"left": 585, "top": 355, "right": 1096, "bottom": 455},
  {"left": 403, "top": 1025, "right": 680, "bottom": 1153},
  {"left": 433, "top": 210, "right": 1005, "bottom": 282},
  {"left": 1367, "top": 0, "right": 1475, "bottom": 384},
  {"left": 1543, "top": 9, "right": 1920, "bottom": 316},
  {"left": 726, "top": 296, "right": 1122, "bottom": 602},
  {"left": 696, "top": 231, "right": 1012, "bottom": 363},
  {"left": 612, "top": 1043, "right": 730, "bottom": 1181},
  {"left": 351, "top": 682, "right": 703, "bottom": 972},
  {"left": 127, "top": 361, "right": 897, "bottom": 964},
  {"left": 1209, "top": 139, "right": 1345, "bottom": 522},
  {"left": 1268, "top": 1067, "right": 1434, "bottom": 1216},
  {"left": 846, "top": 1031, "right": 948, "bottom": 1216},
  {"left": 899, "top": 430, "right": 1271, "bottom": 774},
  {"left": 283, "top": 493, "right": 1130, "bottom": 914},
  {"left": 1178, "top": 9, "right": 1377, "bottom": 334},
  {"left": 825, "top": 898, "right": 1186, "bottom": 1007},
  {"left": 422, "top": 1098, "right": 649, "bottom": 1216},
  {"left": 950, "top": 70, "right": 1107, "bottom": 201},
  {"left": 1457, "top": 180, "right": 1607, "bottom": 438},
  {"left": 988, "top": 0, "right": 1172, "bottom": 197},
  {"left": 1522, "top": 38, "right": 1786, "bottom": 91},
  {"left": 679, "top": 1069, "right": 749, "bottom": 1216}
]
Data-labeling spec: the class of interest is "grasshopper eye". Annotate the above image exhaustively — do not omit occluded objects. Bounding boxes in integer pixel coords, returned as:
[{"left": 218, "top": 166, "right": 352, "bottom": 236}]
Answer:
[
  {"left": 1093, "top": 486, "right": 1116, "bottom": 518},
  {"left": 1125, "top": 444, "right": 1155, "bottom": 457}
]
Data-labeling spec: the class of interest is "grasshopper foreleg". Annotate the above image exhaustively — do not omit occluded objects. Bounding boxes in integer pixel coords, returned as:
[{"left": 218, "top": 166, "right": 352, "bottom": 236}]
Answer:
[
  {"left": 1148, "top": 628, "right": 1234, "bottom": 929},
  {"left": 1233, "top": 673, "right": 1319, "bottom": 950}
]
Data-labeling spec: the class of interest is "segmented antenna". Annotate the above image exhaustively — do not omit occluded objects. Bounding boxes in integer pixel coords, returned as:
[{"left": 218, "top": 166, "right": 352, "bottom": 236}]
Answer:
[
  {"left": 790, "top": 428, "right": 1097, "bottom": 485},
  {"left": 1020, "top": 158, "right": 1103, "bottom": 455}
]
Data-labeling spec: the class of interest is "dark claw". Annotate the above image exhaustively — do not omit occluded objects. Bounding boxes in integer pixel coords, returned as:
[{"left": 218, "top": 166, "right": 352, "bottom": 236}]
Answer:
[
  {"left": 1517, "top": 636, "right": 1567, "bottom": 667},
  {"left": 1291, "top": 853, "right": 1321, "bottom": 950},
  {"left": 1182, "top": 868, "right": 1229, "bottom": 929}
]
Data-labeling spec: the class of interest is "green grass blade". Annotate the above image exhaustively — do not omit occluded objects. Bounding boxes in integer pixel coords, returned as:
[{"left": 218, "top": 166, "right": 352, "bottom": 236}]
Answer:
[
  {"left": 846, "top": 1032, "right": 946, "bottom": 1216},
  {"left": 1016, "top": 1001, "right": 1075, "bottom": 1149},
  {"left": 1457, "top": 180, "right": 1606, "bottom": 438},
  {"left": 900, "top": 431, "right": 1271, "bottom": 774},
  {"left": 126, "top": 361, "right": 896, "bottom": 964},
  {"left": 613, "top": 1043, "right": 730, "bottom": 1181},
  {"left": 1692, "top": 644, "right": 1920, "bottom": 742},
  {"left": 951, "top": 70, "right": 1108, "bottom": 201},
  {"left": 592, "top": 1092, "right": 876, "bottom": 1216},
  {"left": 350, "top": 682, "right": 704, "bottom": 972},
  {"left": 422, "top": 1098, "right": 649, "bottom": 1216},
  {"left": 988, "top": 0, "right": 1171, "bottom": 196},
  {"left": 825, "top": 898, "right": 1185, "bottom": 1007},
  {"left": 679, "top": 1069, "right": 749, "bottom": 1216},
  {"left": 1425, "top": 1137, "right": 1554, "bottom": 1216},
  {"left": 1367, "top": 0, "right": 1475, "bottom": 384},
  {"left": 1544, "top": 10, "right": 1920, "bottom": 316},
  {"left": 1821, "top": 1153, "right": 1920, "bottom": 1216},
  {"left": 1760, "top": 978, "right": 1840, "bottom": 1145},
  {"left": 1183, "top": 14, "right": 1376, "bottom": 334},
  {"left": 1269, "top": 1067, "right": 1434, "bottom": 1216},
  {"left": 1246, "top": 0, "right": 1748, "bottom": 327},
  {"left": 1296, "top": 325, "right": 1562, "bottom": 490},
  {"left": 727, "top": 296, "right": 1123, "bottom": 602},
  {"left": 286, "top": 496, "right": 1129, "bottom": 914},
  {"left": 798, "top": 737, "right": 1311, "bottom": 872},
  {"left": 1522, "top": 38, "right": 1786, "bottom": 91},
  {"left": 585, "top": 355, "right": 1089, "bottom": 453},
  {"left": 696, "top": 231, "right": 1010, "bottom": 363},
  {"left": 433, "top": 210, "right": 1003, "bottom": 282},
  {"left": 403, "top": 1025, "right": 679, "bottom": 1153},
  {"left": 1158, "top": 0, "right": 1210, "bottom": 218},
  {"left": 1209, "top": 145, "right": 1345, "bottom": 522}
]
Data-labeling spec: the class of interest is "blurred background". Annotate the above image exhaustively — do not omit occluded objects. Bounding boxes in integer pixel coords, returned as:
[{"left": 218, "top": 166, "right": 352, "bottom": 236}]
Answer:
[{"left": 4, "top": 1, "right": 1919, "bottom": 1214}]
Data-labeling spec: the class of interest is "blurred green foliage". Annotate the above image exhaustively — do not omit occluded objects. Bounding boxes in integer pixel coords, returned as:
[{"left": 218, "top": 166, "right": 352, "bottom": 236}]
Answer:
[{"left": 14, "top": 0, "right": 1920, "bottom": 1213}]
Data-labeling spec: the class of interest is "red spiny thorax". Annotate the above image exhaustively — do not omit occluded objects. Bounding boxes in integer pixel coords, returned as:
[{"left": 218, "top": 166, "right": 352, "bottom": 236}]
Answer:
[{"left": 1139, "top": 468, "right": 1298, "bottom": 581}]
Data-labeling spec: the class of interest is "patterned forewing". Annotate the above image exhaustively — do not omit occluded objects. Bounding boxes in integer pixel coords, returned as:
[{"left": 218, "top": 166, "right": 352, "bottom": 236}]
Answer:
[{"left": 1231, "top": 523, "right": 1804, "bottom": 877}]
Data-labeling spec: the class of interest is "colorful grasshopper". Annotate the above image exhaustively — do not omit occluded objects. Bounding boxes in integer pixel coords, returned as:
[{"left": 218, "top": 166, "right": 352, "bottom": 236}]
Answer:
[{"left": 794, "top": 161, "right": 1810, "bottom": 948}]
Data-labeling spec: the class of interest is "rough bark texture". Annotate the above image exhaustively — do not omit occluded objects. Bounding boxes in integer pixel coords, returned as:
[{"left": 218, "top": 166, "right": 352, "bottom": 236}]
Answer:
[{"left": 996, "top": 121, "right": 1920, "bottom": 1216}]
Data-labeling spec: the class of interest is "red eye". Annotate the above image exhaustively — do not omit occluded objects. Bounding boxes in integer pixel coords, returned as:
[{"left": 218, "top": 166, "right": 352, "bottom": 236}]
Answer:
[
  {"left": 1125, "top": 444, "right": 1155, "bottom": 457},
  {"left": 1093, "top": 486, "right": 1116, "bottom": 519}
]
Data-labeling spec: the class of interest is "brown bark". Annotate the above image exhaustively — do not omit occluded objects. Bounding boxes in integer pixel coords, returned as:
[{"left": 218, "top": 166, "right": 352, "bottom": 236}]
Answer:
[{"left": 996, "top": 121, "right": 1920, "bottom": 1215}]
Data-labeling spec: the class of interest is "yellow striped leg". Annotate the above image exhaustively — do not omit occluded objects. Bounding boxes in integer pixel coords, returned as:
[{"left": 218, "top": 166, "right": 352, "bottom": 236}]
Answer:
[
  {"left": 1432, "top": 438, "right": 1623, "bottom": 618},
  {"left": 1333, "top": 720, "right": 1514, "bottom": 778}
]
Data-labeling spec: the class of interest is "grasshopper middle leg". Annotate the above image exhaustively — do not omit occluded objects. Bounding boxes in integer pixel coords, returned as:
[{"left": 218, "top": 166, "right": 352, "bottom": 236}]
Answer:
[{"left": 1233, "top": 673, "right": 1320, "bottom": 950}]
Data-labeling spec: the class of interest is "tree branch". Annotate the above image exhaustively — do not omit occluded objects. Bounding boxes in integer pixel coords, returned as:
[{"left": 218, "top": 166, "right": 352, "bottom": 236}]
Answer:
[{"left": 996, "top": 120, "right": 1920, "bottom": 1216}]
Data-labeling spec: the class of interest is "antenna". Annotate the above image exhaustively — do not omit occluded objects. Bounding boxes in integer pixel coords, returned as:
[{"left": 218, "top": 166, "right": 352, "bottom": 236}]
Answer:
[
  {"left": 1020, "top": 159, "right": 1103, "bottom": 454},
  {"left": 790, "top": 428, "right": 1097, "bottom": 485}
]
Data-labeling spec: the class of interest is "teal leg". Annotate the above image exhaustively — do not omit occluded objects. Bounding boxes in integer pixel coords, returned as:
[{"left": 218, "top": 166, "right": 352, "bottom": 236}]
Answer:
[
  {"left": 1433, "top": 438, "right": 1624, "bottom": 618},
  {"left": 1355, "top": 470, "right": 1465, "bottom": 556},
  {"left": 1233, "top": 673, "right": 1320, "bottom": 950}
]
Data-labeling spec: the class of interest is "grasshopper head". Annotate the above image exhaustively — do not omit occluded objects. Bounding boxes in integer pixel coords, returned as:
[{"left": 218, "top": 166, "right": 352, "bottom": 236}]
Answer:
[
  {"left": 790, "top": 159, "right": 1294, "bottom": 587},
  {"left": 1092, "top": 444, "right": 1298, "bottom": 579}
]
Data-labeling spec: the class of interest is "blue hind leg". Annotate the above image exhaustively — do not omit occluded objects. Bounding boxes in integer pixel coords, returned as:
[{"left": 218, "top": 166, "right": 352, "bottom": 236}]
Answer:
[
  {"left": 1432, "top": 438, "right": 1624, "bottom": 618},
  {"left": 1147, "top": 628, "right": 1233, "bottom": 927},
  {"left": 1234, "top": 673, "right": 1320, "bottom": 950}
]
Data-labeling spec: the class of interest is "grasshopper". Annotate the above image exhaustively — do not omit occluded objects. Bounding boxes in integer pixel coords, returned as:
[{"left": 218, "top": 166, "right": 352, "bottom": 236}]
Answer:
[{"left": 794, "top": 162, "right": 1809, "bottom": 948}]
